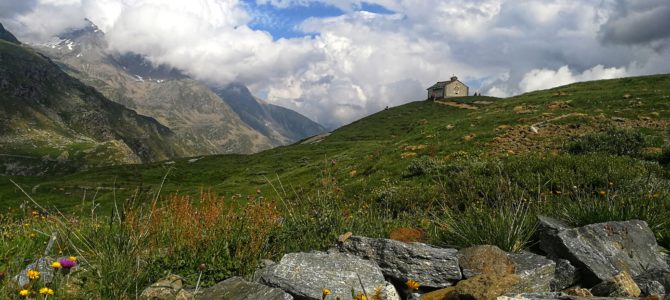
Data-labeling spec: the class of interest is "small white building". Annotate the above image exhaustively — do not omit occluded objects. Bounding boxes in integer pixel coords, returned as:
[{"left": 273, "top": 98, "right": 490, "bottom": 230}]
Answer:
[{"left": 427, "top": 76, "right": 469, "bottom": 100}]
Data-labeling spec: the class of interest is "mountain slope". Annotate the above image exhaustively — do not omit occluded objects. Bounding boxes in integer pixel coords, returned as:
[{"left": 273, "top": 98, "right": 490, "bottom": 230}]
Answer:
[
  {"left": 32, "top": 21, "right": 323, "bottom": 155},
  {"left": 213, "top": 83, "right": 326, "bottom": 145},
  {"left": 0, "top": 36, "right": 187, "bottom": 175},
  {"left": 4, "top": 73, "right": 668, "bottom": 209},
  {"left": 0, "top": 23, "right": 20, "bottom": 45}
]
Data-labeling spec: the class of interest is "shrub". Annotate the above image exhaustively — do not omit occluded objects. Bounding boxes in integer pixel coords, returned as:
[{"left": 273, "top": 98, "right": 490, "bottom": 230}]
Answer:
[
  {"left": 435, "top": 201, "right": 537, "bottom": 252},
  {"left": 659, "top": 147, "right": 670, "bottom": 167},
  {"left": 557, "top": 176, "right": 670, "bottom": 247},
  {"left": 566, "top": 127, "right": 648, "bottom": 157}
]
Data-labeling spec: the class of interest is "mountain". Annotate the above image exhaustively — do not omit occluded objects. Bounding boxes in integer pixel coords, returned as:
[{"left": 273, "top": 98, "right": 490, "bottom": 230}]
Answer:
[
  {"left": 0, "top": 26, "right": 187, "bottom": 175},
  {"left": 0, "top": 23, "right": 20, "bottom": 45},
  {"left": 31, "top": 20, "right": 324, "bottom": 156},
  {"left": 7, "top": 73, "right": 668, "bottom": 208},
  {"left": 213, "top": 83, "right": 326, "bottom": 145}
]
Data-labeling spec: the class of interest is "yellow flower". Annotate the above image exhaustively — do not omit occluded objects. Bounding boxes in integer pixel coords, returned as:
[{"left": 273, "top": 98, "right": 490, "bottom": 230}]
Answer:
[
  {"left": 39, "top": 287, "right": 54, "bottom": 295},
  {"left": 27, "top": 269, "right": 40, "bottom": 280},
  {"left": 19, "top": 289, "right": 30, "bottom": 297},
  {"left": 51, "top": 261, "right": 62, "bottom": 269},
  {"left": 322, "top": 288, "right": 332, "bottom": 299},
  {"left": 599, "top": 191, "right": 606, "bottom": 197},
  {"left": 406, "top": 279, "right": 421, "bottom": 290},
  {"left": 354, "top": 294, "right": 368, "bottom": 300},
  {"left": 68, "top": 256, "right": 77, "bottom": 262}
]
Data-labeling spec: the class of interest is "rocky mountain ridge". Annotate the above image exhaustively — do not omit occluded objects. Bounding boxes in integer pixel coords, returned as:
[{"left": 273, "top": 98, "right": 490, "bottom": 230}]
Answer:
[
  {"left": 0, "top": 30, "right": 188, "bottom": 175},
  {"left": 31, "top": 20, "right": 324, "bottom": 155}
]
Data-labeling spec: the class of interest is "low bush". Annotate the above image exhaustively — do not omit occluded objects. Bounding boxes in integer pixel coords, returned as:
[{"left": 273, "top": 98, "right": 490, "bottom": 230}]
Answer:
[{"left": 566, "top": 127, "right": 648, "bottom": 157}]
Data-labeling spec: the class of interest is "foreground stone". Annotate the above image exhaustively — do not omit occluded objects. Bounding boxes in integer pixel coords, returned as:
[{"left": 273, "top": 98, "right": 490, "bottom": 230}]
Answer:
[
  {"left": 457, "top": 245, "right": 515, "bottom": 278},
  {"left": 508, "top": 251, "right": 556, "bottom": 293},
  {"left": 590, "top": 272, "right": 641, "bottom": 297},
  {"left": 550, "top": 259, "right": 578, "bottom": 292},
  {"left": 634, "top": 269, "right": 669, "bottom": 296},
  {"left": 538, "top": 217, "right": 668, "bottom": 285},
  {"left": 337, "top": 236, "right": 461, "bottom": 288},
  {"left": 420, "top": 287, "right": 456, "bottom": 300},
  {"left": 13, "top": 257, "right": 54, "bottom": 288},
  {"left": 452, "top": 274, "right": 521, "bottom": 300},
  {"left": 196, "top": 277, "right": 292, "bottom": 300},
  {"left": 140, "top": 275, "right": 193, "bottom": 300},
  {"left": 257, "top": 251, "right": 399, "bottom": 300}
]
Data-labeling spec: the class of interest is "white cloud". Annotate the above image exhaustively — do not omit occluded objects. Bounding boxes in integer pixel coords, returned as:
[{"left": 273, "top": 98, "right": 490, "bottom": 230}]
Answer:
[
  {"left": 1, "top": 0, "right": 669, "bottom": 128},
  {"left": 519, "top": 65, "right": 628, "bottom": 93}
]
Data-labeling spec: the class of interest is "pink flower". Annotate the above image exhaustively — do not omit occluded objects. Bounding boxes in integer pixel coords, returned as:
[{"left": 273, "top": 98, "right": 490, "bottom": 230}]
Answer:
[{"left": 59, "top": 258, "right": 77, "bottom": 269}]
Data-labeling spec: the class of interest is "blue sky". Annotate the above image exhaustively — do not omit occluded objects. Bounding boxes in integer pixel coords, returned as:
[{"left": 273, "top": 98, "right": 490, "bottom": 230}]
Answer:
[{"left": 244, "top": 1, "right": 394, "bottom": 39}]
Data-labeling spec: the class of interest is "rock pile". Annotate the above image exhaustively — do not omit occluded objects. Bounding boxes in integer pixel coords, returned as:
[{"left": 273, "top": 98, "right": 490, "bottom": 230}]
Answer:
[{"left": 141, "top": 218, "right": 670, "bottom": 300}]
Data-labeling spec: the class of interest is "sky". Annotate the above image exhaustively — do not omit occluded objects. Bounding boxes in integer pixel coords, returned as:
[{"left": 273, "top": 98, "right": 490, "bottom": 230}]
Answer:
[{"left": 1, "top": 0, "right": 669, "bottom": 129}]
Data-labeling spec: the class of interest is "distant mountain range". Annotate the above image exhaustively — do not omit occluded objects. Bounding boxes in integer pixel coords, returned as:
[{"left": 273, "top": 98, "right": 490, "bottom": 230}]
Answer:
[
  {"left": 32, "top": 20, "right": 325, "bottom": 154},
  {"left": 0, "top": 25, "right": 187, "bottom": 175},
  {"left": 0, "top": 21, "right": 324, "bottom": 175}
]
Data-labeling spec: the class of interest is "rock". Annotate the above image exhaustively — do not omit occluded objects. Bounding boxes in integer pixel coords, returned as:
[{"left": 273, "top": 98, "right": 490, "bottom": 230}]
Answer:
[
  {"left": 550, "top": 259, "right": 578, "bottom": 292},
  {"left": 634, "top": 269, "right": 670, "bottom": 296},
  {"left": 140, "top": 274, "right": 193, "bottom": 300},
  {"left": 457, "top": 245, "right": 515, "bottom": 278},
  {"left": 453, "top": 274, "right": 521, "bottom": 300},
  {"left": 13, "top": 257, "right": 55, "bottom": 288},
  {"left": 508, "top": 252, "right": 555, "bottom": 293},
  {"left": 497, "top": 293, "right": 564, "bottom": 300},
  {"left": 257, "top": 251, "right": 399, "bottom": 300},
  {"left": 196, "top": 277, "right": 292, "bottom": 300},
  {"left": 636, "top": 279, "right": 665, "bottom": 297},
  {"left": 562, "top": 287, "right": 592, "bottom": 297},
  {"left": 535, "top": 216, "right": 570, "bottom": 256},
  {"left": 337, "top": 236, "right": 461, "bottom": 288},
  {"left": 590, "top": 271, "right": 641, "bottom": 297},
  {"left": 338, "top": 231, "right": 353, "bottom": 243},
  {"left": 537, "top": 218, "right": 668, "bottom": 285},
  {"left": 420, "top": 287, "right": 456, "bottom": 300}
]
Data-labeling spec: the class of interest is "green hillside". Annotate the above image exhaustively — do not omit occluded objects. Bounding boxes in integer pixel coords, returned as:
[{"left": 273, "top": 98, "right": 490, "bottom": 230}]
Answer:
[
  {"left": 2, "top": 74, "right": 670, "bottom": 212},
  {"left": 2, "top": 74, "right": 670, "bottom": 298}
]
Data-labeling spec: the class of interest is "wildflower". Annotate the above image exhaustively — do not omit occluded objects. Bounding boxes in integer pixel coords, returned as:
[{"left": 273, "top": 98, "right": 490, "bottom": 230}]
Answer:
[
  {"left": 19, "top": 289, "right": 30, "bottom": 297},
  {"left": 599, "top": 191, "right": 606, "bottom": 197},
  {"left": 59, "top": 258, "right": 77, "bottom": 269},
  {"left": 354, "top": 293, "right": 368, "bottom": 300},
  {"left": 29, "top": 233, "right": 36, "bottom": 238},
  {"left": 39, "top": 287, "right": 54, "bottom": 295},
  {"left": 322, "top": 288, "right": 332, "bottom": 299},
  {"left": 406, "top": 279, "right": 420, "bottom": 291},
  {"left": 51, "top": 261, "right": 62, "bottom": 269},
  {"left": 68, "top": 256, "right": 77, "bottom": 262},
  {"left": 32, "top": 211, "right": 40, "bottom": 218},
  {"left": 27, "top": 269, "right": 40, "bottom": 280}
]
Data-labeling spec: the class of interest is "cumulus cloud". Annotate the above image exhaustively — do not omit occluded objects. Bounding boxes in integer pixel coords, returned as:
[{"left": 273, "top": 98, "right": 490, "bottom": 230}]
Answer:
[
  {"left": 1, "top": 0, "right": 669, "bottom": 128},
  {"left": 519, "top": 65, "right": 628, "bottom": 93},
  {"left": 599, "top": 0, "right": 670, "bottom": 47}
]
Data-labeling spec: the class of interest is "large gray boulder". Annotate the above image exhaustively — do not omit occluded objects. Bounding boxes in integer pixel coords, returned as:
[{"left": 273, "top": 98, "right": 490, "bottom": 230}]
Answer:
[
  {"left": 537, "top": 217, "right": 668, "bottom": 285},
  {"left": 337, "top": 236, "right": 461, "bottom": 288},
  {"left": 257, "top": 251, "right": 399, "bottom": 300},
  {"left": 196, "top": 277, "right": 292, "bottom": 300}
]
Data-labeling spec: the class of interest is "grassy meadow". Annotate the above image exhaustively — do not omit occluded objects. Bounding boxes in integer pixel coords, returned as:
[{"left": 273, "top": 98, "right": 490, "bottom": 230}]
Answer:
[{"left": 1, "top": 74, "right": 670, "bottom": 298}]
